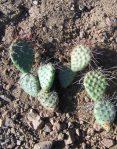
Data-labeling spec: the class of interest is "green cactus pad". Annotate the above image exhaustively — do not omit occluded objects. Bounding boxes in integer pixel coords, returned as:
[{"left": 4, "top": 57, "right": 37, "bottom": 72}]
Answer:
[
  {"left": 94, "top": 100, "right": 116, "bottom": 131},
  {"left": 71, "top": 45, "right": 91, "bottom": 72},
  {"left": 19, "top": 73, "right": 40, "bottom": 97},
  {"left": 38, "top": 63, "right": 55, "bottom": 91},
  {"left": 10, "top": 40, "right": 34, "bottom": 73},
  {"left": 84, "top": 70, "right": 108, "bottom": 101},
  {"left": 58, "top": 64, "right": 76, "bottom": 88},
  {"left": 38, "top": 90, "right": 59, "bottom": 110}
]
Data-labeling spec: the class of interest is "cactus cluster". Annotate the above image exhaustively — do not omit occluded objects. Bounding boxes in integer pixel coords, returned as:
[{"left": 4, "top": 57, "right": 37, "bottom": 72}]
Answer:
[
  {"left": 84, "top": 70, "right": 108, "bottom": 101},
  {"left": 94, "top": 100, "right": 116, "bottom": 131},
  {"left": 58, "top": 64, "right": 76, "bottom": 88},
  {"left": 83, "top": 70, "right": 116, "bottom": 131},
  {"left": 9, "top": 39, "right": 116, "bottom": 131},
  {"left": 19, "top": 73, "right": 40, "bottom": 97},
  {"left": 38, "top": 63, "right": 55, "bottom": 91},
  {"left": 10, "top": 40, "right": 34, "bottom": 73},
  {"left": 71, "top": 45, "right": 91, "bottom": 72},
  {"left": 38, "top": 90, "right": 59, "bottom": 110}
]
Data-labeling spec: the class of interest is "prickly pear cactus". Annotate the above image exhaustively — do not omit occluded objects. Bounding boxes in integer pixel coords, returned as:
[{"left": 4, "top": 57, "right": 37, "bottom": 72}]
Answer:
[
  {"left": 10, "top": 40, "right": 34, "bottom": 73},
  {"left": 84, "top": 70, "right": 108, "bottom": 101},
  {"left": 94, "top": 100, "right": 116, "bottom": 131},
  {"left": 38, "top": 63, "right": 55, "bottom": 91},
  {"left": 71, "top": 45, "right": 91, "bottom": 72},
  {"left": 19, "top": 73, "right": 40, "bottom": 97},
  {"left": 58, "top": 64, "right": 76, "bottom": 88},
  {"left": 38, "top": 90, "right": 59, "bottom": 110}
]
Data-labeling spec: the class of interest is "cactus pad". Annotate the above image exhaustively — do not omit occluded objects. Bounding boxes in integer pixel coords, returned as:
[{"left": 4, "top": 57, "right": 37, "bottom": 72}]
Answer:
[
  {"left": 38, "top": 63, "right": 55, "bottom": 91},
  {"left": 19, "top": 73, "right": 40, "bottom": 97},
  {"left": 84, "top": 70, "right": 108, "bottom": 101},
  {"left": 94, "top": 100, "right": 116, "bottom": 131},
  {"left": 38, "top": 90, "right": 59, "bottom": 110},
  {"left": 58, "top": 64, "right": 76, "bottom": 88},
  {"left": 71, "top": 45, "right": 91, "bottom": 72},
  {"left": 10, "top": 40, "right": 34, "bottom": 73}
]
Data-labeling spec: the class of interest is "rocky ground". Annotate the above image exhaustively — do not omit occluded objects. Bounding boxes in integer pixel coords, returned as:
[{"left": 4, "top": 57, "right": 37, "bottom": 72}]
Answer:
[{"left": 0, "top": 0, "right": 117, "bottom": 149}]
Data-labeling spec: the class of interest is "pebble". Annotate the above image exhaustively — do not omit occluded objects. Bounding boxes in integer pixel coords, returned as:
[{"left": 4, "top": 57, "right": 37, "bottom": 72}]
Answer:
[
  {"left": 115, "top": 37, "right": 117, "bottom": 43},
  {"left": 101, "top": 139, "right": 114, "bottom": 148},
  {"left": 87, "top": 128, "right": 94, "bottom": 135},
  {"left": 27, "top": 109, "right": 44, "bottom": 130},
  {"left": 68, "top": 122, "right": 74, "bottom": 129},
  {"left": 10, "top": 128, "right": 15, "bottom": 134},
  {"left": 17, "top": 140, "right": 21, "bottom": 146},
  {"left": 76, "top": 129, "right": 80, "bottom": 136},
  {"left": 33, "top": 0, "right": 38, "bottom": 5},
  {"left": 4, "top": 117, "right": 14, "bottom": 127},
  {"left": 82, "top": 142, "right": 86, "bottom": 149},
  {"left": 65, "top": 130, "right": 75, "bottom": 145},
  {"left": 66, "top": 113, "right": 70, "bottom": 118},
  {"left": 0, "top": 119, "right": 2, "bottom": 127},
  {"left": 48, "top": 37, "right": 53, "bottom": 43},
  {"left": 93, "top": 122, "right": 102, "bottom": 131},
  {"left": 79, "top": 31, "right": 85, "bottom": 39},
  {"left": 34, "top": 141, "right": 53, "bottom": 149},
  {"left": 44, "top": 123, "right": 52, "bottom": 133},
  {"left": 53, "top": 122, "right": 61, "bottom": 132},
  {"left": 79, "top": 4, "right": 85, "bottom": 11},
  {"left": 58, "top": 133, "right": 64, "bottom": 140}
]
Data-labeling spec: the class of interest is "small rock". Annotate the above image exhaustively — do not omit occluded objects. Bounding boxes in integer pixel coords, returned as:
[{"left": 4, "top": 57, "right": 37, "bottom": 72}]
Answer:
[
  {"left": 48, "top": 37, "right": 53, "bottom": 43},
  {"left": 0, "top": 119, "right": 2, "bottom": 127},
  {"left": 68, "top": 122, "right": 74, "bottom": 129},
  {"left": 115, "top": 37, "right": 117, "bottom": 43},
  {"left": 53, "top": 122, "right": 61, "bottom": 132},
  {"left": 33, "top": 0, "right": 38, "bottom": 5},
  {"left": 66, "top": 113, "right": 70, "bottom": 118},
  {"left": 58, "top": 133, "right": 64, "bottom": 140},
  {"left": 10, "top": 128, "right": 15, "bottom": 134},
  {"left": 82, "top": 143, "right": 86, "bottom": 149},
  {"left": 79, "top": 31, "right": 85, "bottom": 39},
  {"left": 93, "top": 122, "right": 102, "bottom": 131},
  {"left": 65, "top": 130, "right": 76, "bottom": 145},
  {"left": 44, "top": 123, "right": 52, "bottom": 133},
  {"left": 27, "top": 109, "right": 44, "bottom": 130},
  {"left": 79, "top": 4, "right": 85, "bottom": 11},
  {"left": 87, "top": 128, "right": 94, "bottom": 135},
  {"left": 101, "top": 139, "right": 114, "bottom": 148},
  {"left": 4, "top": 117, "right": 14, "bottom": 127},
  {"left": 76, "top": 129, "right": 80, "bottom": 136},
  {"left": 34, "top": 141, "right": 53, "bottom": 149},
  {"left": 17, "top": 140, "right": 21, "bottom": 146}
]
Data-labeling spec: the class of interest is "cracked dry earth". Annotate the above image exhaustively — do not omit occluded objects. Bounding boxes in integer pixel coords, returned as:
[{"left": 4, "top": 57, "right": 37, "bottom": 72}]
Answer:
[{"left": 0, "top": 0, "right": 117, "bottom": 149}]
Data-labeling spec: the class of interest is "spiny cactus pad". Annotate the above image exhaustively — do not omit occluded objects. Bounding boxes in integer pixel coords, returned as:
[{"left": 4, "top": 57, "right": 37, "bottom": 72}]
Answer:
[
  {"left": 58, "top": 64, "right": 76, "bottom": 88},
  {"left": 10, "top": 40, "right": 34, "bottom": 73},
  {"left": 94, "top": 100, "right": 116, "bottom": 131},
  {"left": 71, "top": 45, "right": 91, "bottom": 72},
  {"left": 19, "top": 73, "right": 40, "bottom": 97},
  {"left": 38, "top": 63, "right": 55, "bottom": 91},
  {"left": 38, "top": 90, "right": 59, "bottom": 110},
  {"left": 84, "top": 70, "right": 108, "bottom": 101}
]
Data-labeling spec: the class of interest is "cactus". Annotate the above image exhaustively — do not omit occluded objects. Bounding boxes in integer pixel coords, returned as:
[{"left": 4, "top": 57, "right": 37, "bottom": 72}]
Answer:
[
  {"left": 71, "top": 45, "right": 91, "bottom": 72},
  {"left": 19, "top": 73, "right": 40, "bottom": 97},
  {"left": 38, "top": 90, "right": 59, "bottom": 110},
  {"left": 10, "top": 40, "right": 34, "bottom": 73},
  {"left": 94, "top": 100, "right": 116, "bottom": 131},
  {"left": 84, "top": 70, "right": 108, "bottom": 101},
  {"left": 58, "top": 64, "right": 76, "bottom": 88},
  {"left": 38, "top": 63, "right": 55, "bottom": 91}
]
